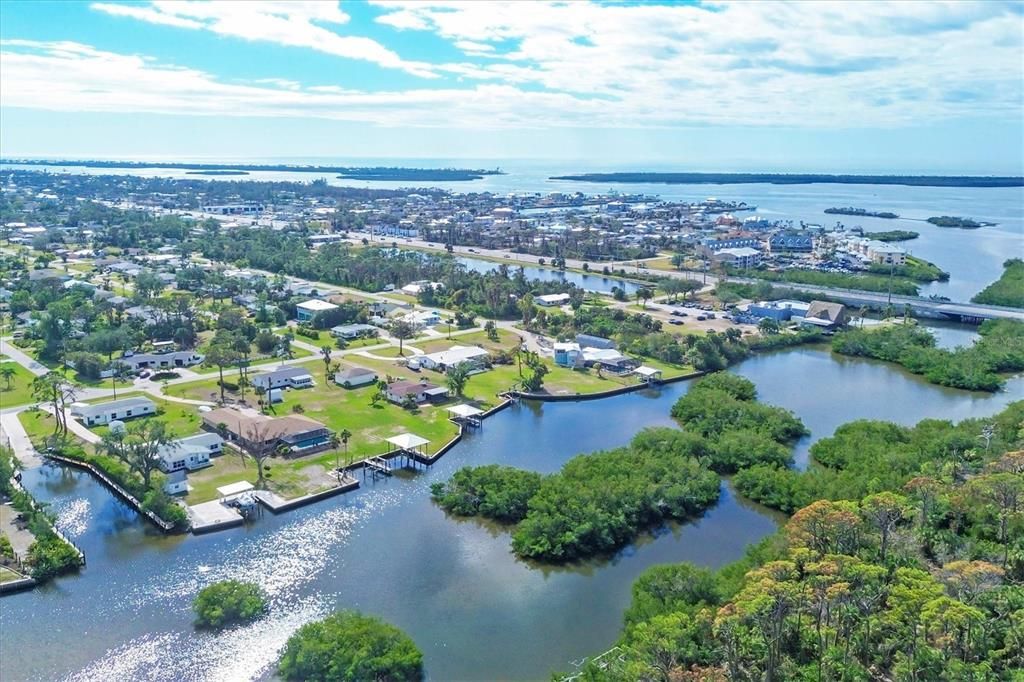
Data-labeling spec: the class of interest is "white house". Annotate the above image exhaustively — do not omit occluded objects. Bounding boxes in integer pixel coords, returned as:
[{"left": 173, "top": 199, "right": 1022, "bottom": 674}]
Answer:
[
  {"left": 296, "top": 299, "right": 338, "bottom": 323},
  {"left": 535, "top": 293, "right": 571, "bottom": 307},
  {"left": 158, "top": 433, "right": 222, "bottom": 473},
  {"left": 402, "top": 309, "right": 442, "bottom": 328},
  {"left": 334, "top": 366, "right": 378, "bottom": 388},
  {"left": 251, "top": 366, "right": 315, "bottom": 391},
  {"left": 400, "top": 281, "right": 444, "bottom": 296},
  {"left": 120, "top": 350, "right": 204, "bottom": 372},
  {"left": 163, "top": 469, "right": 189, "bottom": 496},
  {"left": 330, "top": 323, "right": 378, "bottom": 339},
  {"left": 71, "top": 397, "right": 157, "bottom": 427},
  {"left": 419, "top": 345, "right": 490, "bottom": 373}
]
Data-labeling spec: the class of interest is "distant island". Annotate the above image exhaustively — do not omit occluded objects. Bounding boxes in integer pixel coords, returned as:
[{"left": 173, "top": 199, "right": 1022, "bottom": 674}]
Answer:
[
  {"left": 337, "top": 169, "right": 498, "bottom": 181},
  {"left": 824, "top": 206, "right": 899, "bottom": 219},
  {"left": 548, "top": 172, "right": 1024, "bottom": 188},
  {"left": 865, "top": 230, "right": 919, "bottom": 242},
  {"left": 0, "top": 159, "right": 505, "bottom": 181},
  {"left": 926, "top": 216, "right": 995, "bottom": 229}
]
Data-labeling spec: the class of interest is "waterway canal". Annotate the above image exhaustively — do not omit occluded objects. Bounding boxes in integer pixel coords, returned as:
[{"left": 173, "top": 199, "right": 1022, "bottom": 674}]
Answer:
[{"left": 1, "top": 345, "right": 1020, "bottom": 681}]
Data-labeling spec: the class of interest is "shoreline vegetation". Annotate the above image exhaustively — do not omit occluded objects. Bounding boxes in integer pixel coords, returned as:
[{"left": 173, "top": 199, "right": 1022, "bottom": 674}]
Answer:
[
  {"left": 972, "top": 258, "right": 1024, "bottom": 309},
  {"left": 825, "top": 206, "right": 899, "bottom": 219},
  {"left": 431, "top": 374, "right": 806, "bottom": 563},
  {"left": 726, "top": 253, "right": 949, "bottom": 294},
  {"left": 574, "top": 399, "right": 1023, "bottom": 680},
  {"left": 548, "top": 172, "right": 1024, "bottom": 188},
  {"left": 1, "top": 447, "right": 83, "bottom": 582},
  {"left": 831, "top": 319, "right": 1024, "bottom": 392},
  {"left": 865, "top": 229, "right": 919, "bottom": 241},
  {"left": 927, "top": 215, "right": 996, "bottom": 229},
  {"left": 0, "top": 159, "right": 506, "bottom": 180}
]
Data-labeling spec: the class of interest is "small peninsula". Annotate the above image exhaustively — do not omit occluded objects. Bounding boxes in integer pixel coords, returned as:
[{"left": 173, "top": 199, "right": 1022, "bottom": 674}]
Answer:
[
  {"left": 549, "top": 171, "right": 1024, "bottom": 188},
  {"left": 824, "top": 206, "right": 899, "bottom": 219}
]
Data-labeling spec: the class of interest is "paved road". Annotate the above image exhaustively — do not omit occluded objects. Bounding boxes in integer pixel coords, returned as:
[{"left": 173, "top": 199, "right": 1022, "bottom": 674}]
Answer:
[
  {"left": 0, "top": 411, "right": 42, "bottom": 468},
  {"left": 0, "top": 337, "right": 49, "bottom": 377}
]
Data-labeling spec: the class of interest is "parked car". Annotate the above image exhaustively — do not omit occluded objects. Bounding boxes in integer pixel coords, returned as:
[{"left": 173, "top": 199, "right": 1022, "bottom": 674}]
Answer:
[{"left": 669, "top": 319, "right": 684, "bottom": 326}]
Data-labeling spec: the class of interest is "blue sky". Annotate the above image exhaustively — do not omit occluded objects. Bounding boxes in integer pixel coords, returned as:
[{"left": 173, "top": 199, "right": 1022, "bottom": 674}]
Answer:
[{"left": 1, "top": 1, "right": 1022, "bottom": 173}]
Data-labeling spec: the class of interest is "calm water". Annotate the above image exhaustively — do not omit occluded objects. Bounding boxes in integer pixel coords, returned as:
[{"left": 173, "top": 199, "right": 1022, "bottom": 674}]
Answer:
[
  {"left": 2, "top": 345, "right": 1021, "bottom": 681},
  {"left": 5, "top": 160, "right": 1022, "bottom": 301},
  {"left": 456, "top": 255, "right": 645, "bottom": 295}
]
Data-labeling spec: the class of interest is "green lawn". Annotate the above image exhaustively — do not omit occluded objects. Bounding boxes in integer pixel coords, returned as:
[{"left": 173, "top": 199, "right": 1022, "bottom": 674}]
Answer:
[
  {"left": 0, "top": 566, "right": 26, "bottom": 583},
  {"left": 19, "top": 409, "right": 62, "bottom": 447},
  {"left": 168, "top": 359, "right": 461, "bottom": 472},
  {"left": 339, "top": 336, "right": 387, "bottom": 350},
  {"left": 417, "top": 328, "right": 519, "bottom": 355},
  {"left": 0, "top": 357, "right": 37, "bottom": 408},
  {"left": 85, "top": 392, "right": 207, "bottom": 439},
  {"left": 183, "top": 453, "right": 327, "bottom": 504},
  {"left": 16, "top": 345, "right": 135, "bottom": 389},
  {"left": 379, "top": 292, "right": 418, "bottom": 304}
]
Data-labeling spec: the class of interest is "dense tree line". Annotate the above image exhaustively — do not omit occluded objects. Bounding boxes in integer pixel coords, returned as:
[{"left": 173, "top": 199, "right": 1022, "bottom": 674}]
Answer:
[
  {"left": 571, "top": 404, "right": 1023, "bottom": 681},
  {"left": 734, "top": 266, "right": 921, "bottom": 296},
  {"left": 972, "top": 258, "right": 1024, "bottom": 309},
  {"left": 832, "top": 319, "right": 1024, "bottom": 392},
  {"left": 734, "top": 400, "right": 1024, "bottom": 518},
  {"left": 197, "top": 232, "right": 581, "bottom": 318},
  {"left": 549, "top": 172, "right": 1024, "bottom": 188},
  {"left": 0, "top": 448, "right": 82, "bottom": 581},
  {"left": 670, "top": 374, "right": 807, "bottom": 473}
]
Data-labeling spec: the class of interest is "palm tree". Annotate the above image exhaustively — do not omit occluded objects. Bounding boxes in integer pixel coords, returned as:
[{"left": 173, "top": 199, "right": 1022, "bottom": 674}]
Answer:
[
  {"left": 328, "top": 432, "right": 342, "bottom": 475},
  {"left": 320, "top": 345, "right": 333, "bottom": 381},
  {"left": 339, "top": 428, "right": 352, "bottom": 467},
  {"left": 0, "top": 364, "right": 15, "bottom": 390}
]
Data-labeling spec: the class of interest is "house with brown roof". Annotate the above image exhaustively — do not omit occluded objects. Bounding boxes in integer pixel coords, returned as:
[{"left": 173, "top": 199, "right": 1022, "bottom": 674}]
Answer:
[
  {"left": 802, "top": 301, "right": 848, "bottom": 329},
  {"left": 202, "top": 408, "right": 332, "bottom": 455},
  {"left": 385, "top": 379, "right": 448, "bottom": 405}
]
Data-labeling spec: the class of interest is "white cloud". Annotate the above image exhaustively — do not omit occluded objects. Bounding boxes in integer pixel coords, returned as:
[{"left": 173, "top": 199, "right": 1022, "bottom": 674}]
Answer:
[
  {"left": 4, "top": 1, "right": 1023, "bottom": 131},
  {"left": 370, "top": 1, "right": 1023, "bottom": 122},
  {"left": 90, "top": 3, "right": 203, "bottom": 29},
  {"left": 90, "top": 0, "right": 438, "bottom": 78}
]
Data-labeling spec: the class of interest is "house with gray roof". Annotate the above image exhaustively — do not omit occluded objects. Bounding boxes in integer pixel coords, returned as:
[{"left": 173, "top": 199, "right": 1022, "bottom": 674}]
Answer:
[
  {"left": 158, "top": 433, "right": 222, "bottom": 473},
  {"left": 70, "top": 397, "right": 156, "bottom": 427},
  {"left": 251, "top": 366, "right": 315, "bottom": 390}
]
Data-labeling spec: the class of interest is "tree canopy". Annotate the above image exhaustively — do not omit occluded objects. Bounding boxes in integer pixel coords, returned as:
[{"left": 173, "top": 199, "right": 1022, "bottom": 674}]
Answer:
[{"left": 278, "top": 611, "right": 423, "bottom": 682}]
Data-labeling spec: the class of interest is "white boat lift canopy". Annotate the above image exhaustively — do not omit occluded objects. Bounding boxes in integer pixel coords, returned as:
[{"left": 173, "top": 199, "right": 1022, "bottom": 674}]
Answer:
[
  {"left": 446, "top": 404, "right": 483, "bottom": 419},
  {"left": 385, "top": 433, "right": 430, "bottom": 450},
  {"left": 216, "top": 481, "right": 254, "bottom": 498}
]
